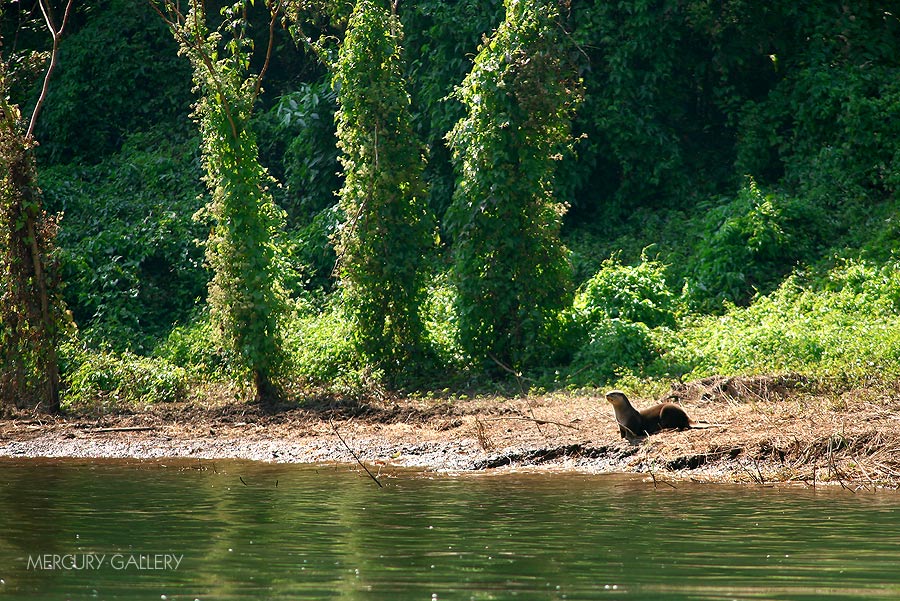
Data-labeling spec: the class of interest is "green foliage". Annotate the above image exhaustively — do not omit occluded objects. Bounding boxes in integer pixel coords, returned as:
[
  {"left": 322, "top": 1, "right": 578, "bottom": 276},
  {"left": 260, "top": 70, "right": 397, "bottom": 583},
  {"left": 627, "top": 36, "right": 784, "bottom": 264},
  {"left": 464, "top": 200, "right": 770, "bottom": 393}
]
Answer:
[
  {"left": 734, "top": 3, "right": 900, "bottom": 205},
  {"left": 573, "top": 254, "right": 679, "bottom": 330},
  {"left": 566, "top": 319, "right": 658, "bottom": 388},
  {"left": 254, "top": 79, "right": 341, "bottom": 224},
  {"left": 573, "top": 0, "right": 687, "bottom": 206},
  {"left": 332, "top": 0, "right": 434, "bottom": 378},
  {"left": 280, "top": 82, "right": 341, "bottom": 220},
  {"left": 7, "top": 0, "right": 900, "bottom": 400},
  {"left": 34, "top": 0, "right": 192, "bottom": 163},
  {"left": 282, "top": 204, "right": 340, "bottom": 294},
  {"left": 446, "top": 0, "right": 581, "bottom": 370},
  {"left": 0, "top": 6, "right": 53, "bottom": 109},
  {"left": 283, "top": 0, "right": 354, "bottom": 48},
  {"left": 40, "top": 126, "right": 208, "bottom": 352},
  {"left": 569, "top": 0, "right": 740, "bottom": 212},
  {"left": 62, "top": 341, "right": 188, "bottom": 411},
  {"left": 672, "top": 260, "right": 900, "bottom": 382},
  {"left": 154, "top": 310, "right": 241, "bottom": 380},
  {"left": 167, "top": 0, "right": 291, "bottom": 398},
  {"left": 252, "top": 23, "right": 346, "bottom": 300},
  {"left": 253, "top": 80, "right": 342, "bottom": 296},
  {"left": 401, "top": 0, "right": 504, "bottom": 219},
  {"left": 560, "top": 256, "right": 680, "bottom": 387},
  {"left": 421, "top": 270, "right": 466, "bottom": 371},
  {"left": 687, "top": 178, "right": 824, "bottom": 310},
  {"left": 402, "top": 0, "right": 503, "bottom": 145},
  {"left": 283, "top": 303, "right": 374, "bottom": 393}
]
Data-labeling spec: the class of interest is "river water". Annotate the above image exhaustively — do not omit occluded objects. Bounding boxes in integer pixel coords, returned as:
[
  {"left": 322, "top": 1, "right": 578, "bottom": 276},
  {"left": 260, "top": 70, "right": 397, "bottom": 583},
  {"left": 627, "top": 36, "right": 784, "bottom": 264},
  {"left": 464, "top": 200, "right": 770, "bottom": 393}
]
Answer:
[{"left": 1, "top": 458, "right": 899, "bottom": 600}]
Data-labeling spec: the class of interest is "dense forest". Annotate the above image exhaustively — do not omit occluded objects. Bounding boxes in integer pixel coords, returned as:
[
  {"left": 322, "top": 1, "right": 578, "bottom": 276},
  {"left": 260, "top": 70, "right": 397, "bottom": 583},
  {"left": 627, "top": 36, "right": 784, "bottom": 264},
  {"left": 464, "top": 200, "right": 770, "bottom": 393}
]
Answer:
[{"left": 2, "top": 0, "right": 900, "bottom": 411}]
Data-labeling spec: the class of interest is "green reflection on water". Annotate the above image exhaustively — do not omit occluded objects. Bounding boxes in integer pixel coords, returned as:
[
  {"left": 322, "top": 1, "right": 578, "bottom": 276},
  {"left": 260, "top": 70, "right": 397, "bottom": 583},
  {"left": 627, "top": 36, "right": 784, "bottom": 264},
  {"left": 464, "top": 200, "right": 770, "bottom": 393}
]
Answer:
[{"left": 1, "top": 458, "right": 899, "bottom": 600}]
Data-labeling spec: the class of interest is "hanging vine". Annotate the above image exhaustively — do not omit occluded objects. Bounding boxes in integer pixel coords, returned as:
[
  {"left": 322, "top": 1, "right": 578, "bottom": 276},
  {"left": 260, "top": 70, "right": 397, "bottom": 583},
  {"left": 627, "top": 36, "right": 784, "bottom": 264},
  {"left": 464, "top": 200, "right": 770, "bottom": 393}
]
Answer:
[
  {"left": 446, "top": 0, "right": 582, "bottom": 370},
  {"left": 153, "top": 0, "right": 290, "bottom": 401},
  {"left": 331, "top": 0, "right": 434, "bottom": 379}
]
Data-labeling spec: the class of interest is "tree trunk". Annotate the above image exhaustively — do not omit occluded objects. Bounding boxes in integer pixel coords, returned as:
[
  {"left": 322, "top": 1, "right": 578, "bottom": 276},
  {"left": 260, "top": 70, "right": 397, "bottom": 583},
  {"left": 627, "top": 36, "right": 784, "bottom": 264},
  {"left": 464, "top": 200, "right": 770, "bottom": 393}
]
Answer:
[{"left": 0, "top": 112, "right": 62, "bottom": 413}]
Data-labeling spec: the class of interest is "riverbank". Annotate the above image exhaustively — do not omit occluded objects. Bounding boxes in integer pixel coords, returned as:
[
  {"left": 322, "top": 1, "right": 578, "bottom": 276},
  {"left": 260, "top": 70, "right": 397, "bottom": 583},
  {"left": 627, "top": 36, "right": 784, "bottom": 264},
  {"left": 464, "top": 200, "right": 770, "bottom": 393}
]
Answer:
[{"left": 2, "top": 375, "right": 899, "bottom": 489}]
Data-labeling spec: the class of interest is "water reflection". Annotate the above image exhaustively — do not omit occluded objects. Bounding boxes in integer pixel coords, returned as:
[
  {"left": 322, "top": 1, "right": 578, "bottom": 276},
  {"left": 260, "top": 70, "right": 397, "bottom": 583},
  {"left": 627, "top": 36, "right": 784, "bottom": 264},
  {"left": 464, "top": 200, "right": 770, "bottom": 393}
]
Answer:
[{"left": 0, "top": 459, "right": 899, "bottom": 600}]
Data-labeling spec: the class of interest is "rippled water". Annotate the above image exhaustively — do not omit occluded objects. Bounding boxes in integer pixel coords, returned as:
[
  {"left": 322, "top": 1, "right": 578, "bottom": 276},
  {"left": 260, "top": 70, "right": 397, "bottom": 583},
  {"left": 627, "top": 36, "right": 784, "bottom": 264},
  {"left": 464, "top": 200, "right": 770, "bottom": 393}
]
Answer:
[{"left": 1, "top": 458, "right": 899, "bottom": 600}]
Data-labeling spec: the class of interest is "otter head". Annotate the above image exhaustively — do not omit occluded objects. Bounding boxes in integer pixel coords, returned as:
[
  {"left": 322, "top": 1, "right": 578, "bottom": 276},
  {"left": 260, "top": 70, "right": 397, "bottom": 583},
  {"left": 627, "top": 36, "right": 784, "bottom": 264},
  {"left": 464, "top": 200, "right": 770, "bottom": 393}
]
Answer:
[{"left": 605, "top": 390, "right": 629, "bottom": 407}]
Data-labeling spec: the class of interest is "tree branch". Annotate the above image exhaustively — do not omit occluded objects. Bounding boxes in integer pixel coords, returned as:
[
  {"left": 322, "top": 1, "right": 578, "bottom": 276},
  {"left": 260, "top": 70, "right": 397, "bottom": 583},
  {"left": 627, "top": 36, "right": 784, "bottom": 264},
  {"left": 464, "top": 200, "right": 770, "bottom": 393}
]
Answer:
[
  {"left": 149, "top": 0, "right": 242, "bottom": 146},
  {"left": 482, "top": 415, "right": 579, "bottom": 430},
  {"left": 27, "top": 0, "right": 74, "bottom": 140},
  {"left": 330, "top": 420, "right": 383, "bottom": 488},
  {"left": 253, "top": 0, "right": 283, "bottom": 103}
]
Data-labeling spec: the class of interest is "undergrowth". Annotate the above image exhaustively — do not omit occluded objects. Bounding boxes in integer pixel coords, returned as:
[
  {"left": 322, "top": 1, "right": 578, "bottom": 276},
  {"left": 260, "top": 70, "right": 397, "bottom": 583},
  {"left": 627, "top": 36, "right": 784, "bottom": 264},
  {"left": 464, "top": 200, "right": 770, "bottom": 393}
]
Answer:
[
  {"left": 61, "top": 340, "right": 189, "bottom": 412},
  {"left": 55, "top": 252, "right": 900, "bottom": 409},
  {"left": 673, "top": 260, "right": 900, "bottom": 383}
]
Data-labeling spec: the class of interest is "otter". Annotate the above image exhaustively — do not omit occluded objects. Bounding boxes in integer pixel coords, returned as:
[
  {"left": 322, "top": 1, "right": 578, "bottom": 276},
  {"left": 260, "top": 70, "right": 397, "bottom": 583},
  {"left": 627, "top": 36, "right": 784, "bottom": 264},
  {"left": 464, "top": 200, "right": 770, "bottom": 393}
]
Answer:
[{"left": 605, "top": 390, "right": 714, "bottom": 439}]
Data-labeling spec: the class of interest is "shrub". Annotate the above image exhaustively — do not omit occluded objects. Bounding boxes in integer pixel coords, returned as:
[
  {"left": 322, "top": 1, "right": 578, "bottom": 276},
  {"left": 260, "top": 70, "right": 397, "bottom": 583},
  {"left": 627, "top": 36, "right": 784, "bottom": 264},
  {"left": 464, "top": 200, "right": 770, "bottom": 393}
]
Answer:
[
  {"left": 572, "top": 254, "right": 679, "bottom": 330},
  {"left": 561, "top": 256, "right": 680, "bottom": 387},
  {"left": 687, "top": 178, "right": 824, "bottom": 310},
  {"left": 565, "top": 319, "right": 658, "bottom": 388},
  {"left": 154, "top": 311, "right": 240, "bottom": 380},
  {"left": 421, "top": 271, "right": 466, "bottom": 370},
  {"left": 283, "top": 304, "right": 375, "bottom": 393},
  {"left": 671, "top": 260, "right": 900, "bottom": 382},
  {"left": 61, "top": 342, "right": 188, "bottom": 412}
]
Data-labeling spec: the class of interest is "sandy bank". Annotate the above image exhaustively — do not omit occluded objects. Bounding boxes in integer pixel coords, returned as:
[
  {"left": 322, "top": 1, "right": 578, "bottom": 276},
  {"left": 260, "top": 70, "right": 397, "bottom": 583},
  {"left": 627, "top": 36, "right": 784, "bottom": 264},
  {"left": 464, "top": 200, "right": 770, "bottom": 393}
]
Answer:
[{"left": 2, "top": 376, "right": 899, "bottom": 489}]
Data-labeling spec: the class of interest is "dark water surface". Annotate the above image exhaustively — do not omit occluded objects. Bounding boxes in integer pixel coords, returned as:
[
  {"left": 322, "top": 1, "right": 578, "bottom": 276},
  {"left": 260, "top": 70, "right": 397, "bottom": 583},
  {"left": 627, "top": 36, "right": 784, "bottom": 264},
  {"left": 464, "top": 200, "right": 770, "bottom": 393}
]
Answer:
[{"left": 1, "top": 458, "right": 899, "bottom": 600}]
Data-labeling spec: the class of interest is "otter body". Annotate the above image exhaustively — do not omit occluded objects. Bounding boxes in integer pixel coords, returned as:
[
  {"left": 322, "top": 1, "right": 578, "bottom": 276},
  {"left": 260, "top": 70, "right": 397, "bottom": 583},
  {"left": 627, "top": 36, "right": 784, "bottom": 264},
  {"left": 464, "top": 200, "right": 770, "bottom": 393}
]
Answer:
[{"left": 605, "top": 390, "right": 699, "bottom": 439}]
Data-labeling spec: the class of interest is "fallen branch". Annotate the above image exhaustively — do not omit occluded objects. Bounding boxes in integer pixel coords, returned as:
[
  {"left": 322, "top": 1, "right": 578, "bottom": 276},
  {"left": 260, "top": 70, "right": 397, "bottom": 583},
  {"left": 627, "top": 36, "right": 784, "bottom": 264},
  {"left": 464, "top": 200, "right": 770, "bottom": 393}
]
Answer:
[
  {"left": 648, "top": 470, "right": 677, "bottom": 489},
  {"left": 482, "top": 415, "right": 579, "bottom": 430},
  {"left": 487, "top": 352, "right": 530, "bottom": 397},
  {"left": 474, "top": 417, "right": 494, "bottom": 451},
  {"left": 753, "top": 457, "right": 765, "bottom": 484},
  {"left": 739, "top": 459, "right": 763, "bottom": 484},
  {"left": 851, "top": 451, "right": 876, "bottom": 490},
  {"left": 90, "top": 426, "right": 156, "bottom": 433},
  {"left": 330, "top": 420, "right": 383, "bottom": 488},
  {"left": 828, "top": 438, "right": 854, "bottom": 494}
]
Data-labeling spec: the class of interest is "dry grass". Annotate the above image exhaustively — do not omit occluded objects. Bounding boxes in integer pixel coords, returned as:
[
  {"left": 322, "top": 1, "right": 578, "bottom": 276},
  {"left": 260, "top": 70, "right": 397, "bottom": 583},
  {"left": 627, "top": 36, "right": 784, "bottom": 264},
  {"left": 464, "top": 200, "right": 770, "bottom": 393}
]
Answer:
[{"left": 631, "top": 375, "right": 900, "bottom": 489}]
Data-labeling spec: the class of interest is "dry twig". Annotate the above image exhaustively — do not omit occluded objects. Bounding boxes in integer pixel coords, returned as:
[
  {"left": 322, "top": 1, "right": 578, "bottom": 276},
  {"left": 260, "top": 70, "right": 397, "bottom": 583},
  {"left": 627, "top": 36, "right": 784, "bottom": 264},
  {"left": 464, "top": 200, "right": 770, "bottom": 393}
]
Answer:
[
  {"left": 330, "top": 420, "right": 383, "bottom": 488},
  {"left": 482, "top": 415, "right": 578, "bottom": 430}
]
